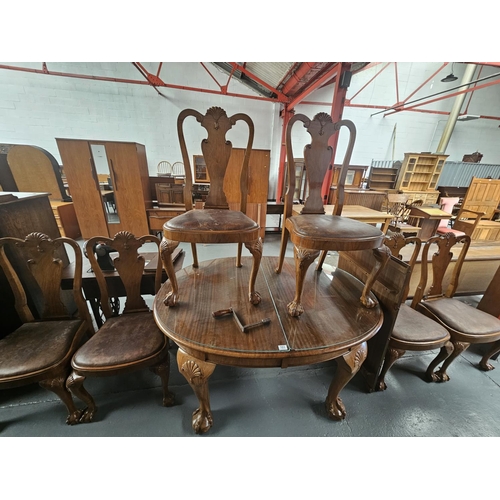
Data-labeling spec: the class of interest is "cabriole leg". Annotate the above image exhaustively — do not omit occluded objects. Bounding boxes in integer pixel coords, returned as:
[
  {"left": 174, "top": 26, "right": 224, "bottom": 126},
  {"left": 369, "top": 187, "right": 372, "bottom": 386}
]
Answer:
[
  {"left": 177, "top": 349, "right": 216, "bottom": 434},
  {"left": 244, "top": 237, "right": 263, "bottom": 305},
  {"left": 326, "top": 342, "right": 368, "bottom": 420},
  {"left": 376, "top": 347, "right": 406, "bottom": 391},
  {"left": 65, "top": 371, "right": 97, "bottom": 423},
  {"left": 160, "top": 237, "right": 180, "bottom": 307}
]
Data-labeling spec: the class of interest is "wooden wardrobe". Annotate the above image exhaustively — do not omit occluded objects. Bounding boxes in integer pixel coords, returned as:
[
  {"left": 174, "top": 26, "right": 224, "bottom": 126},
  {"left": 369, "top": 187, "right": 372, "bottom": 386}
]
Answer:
[{"left": 56, "top": 139, "right": 152, "bottom": 239}]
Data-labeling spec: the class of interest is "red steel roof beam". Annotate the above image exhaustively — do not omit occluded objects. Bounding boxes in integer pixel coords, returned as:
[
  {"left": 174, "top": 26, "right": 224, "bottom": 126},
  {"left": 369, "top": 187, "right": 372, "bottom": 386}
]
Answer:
[
  {"left": 287, "top": 63, "right": 342, "bottom": 110},
  {"left": 280, "top": 62, "right": 316, "bottom": 94},
  {"left": 347, "top": 62, "right": 391, "bottom": 102},
  {"left": 229, "top": 63, "right": 289, "bottom": 102}
]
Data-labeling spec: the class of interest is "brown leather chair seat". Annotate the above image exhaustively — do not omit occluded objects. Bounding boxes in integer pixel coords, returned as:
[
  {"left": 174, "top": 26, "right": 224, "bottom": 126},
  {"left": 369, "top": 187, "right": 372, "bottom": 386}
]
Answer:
[
  {"left": 0, "top": 319, "right": 83, "bottom": 380},
  {"left": 418, "top": 298, "right": 500, "bottom": 337},
  {"left": 286, "top": 215, "right": 384, "bottom": 250},
  {"left": 71, "top": 313, "right": 167, "bottom": 371},
  {"left": 165, "top": 209, "right": 259, "bottom": 243},
  {"left": 392, "top": 304, "right": 450, "bottom": 344}
]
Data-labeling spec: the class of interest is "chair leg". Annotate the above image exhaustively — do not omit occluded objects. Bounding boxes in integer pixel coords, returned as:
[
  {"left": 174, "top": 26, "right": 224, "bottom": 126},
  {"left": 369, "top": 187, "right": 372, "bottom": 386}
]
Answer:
[
  {"left": 66, "top": 371, "right": 97, "bottom": 423},
  {"left": 236, "top": 243, "right": 242, "bottom": 268},
  {"left": 432, "top": 340, "right": 470, "bottom": 382},
  {"left": 191, "top": 243, "right": 198, "bottom": 268},
  {"left": 426, "top": 341, "right": 454, "bottom": 382},
  {"left": 275, "top": 226, "right": 290, "bottom": 274},
  {"left": 244, "top": 238, "right": 263, "bottom": 305},
  {"left": 39, "top": 372, "right": 85, "bottom": 425},
  {"left": 479, "top": 339, "right": 500, "bottom": 371},
  {"left": 315, "top": 250, "right": 328, "bottom": 272},
  {"left": 160, "top": 237, "right": 180, "bottom": 307},
  {"left": 287, "top": 245, "right": 320, "bottom": 317},
  {"left": 150, "top": 354, "right": 175, "bottom": 407},
  {"left": 376, "top": 346, "right": 406, "bottom": 391}
]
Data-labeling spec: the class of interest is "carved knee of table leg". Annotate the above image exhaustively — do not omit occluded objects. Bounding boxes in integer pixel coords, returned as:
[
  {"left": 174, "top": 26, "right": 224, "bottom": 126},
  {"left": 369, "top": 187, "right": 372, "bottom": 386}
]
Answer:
[
  {"left": 287, "top": 246, "right": 320, "bottom": 317},
  {"left": 177, "top": 349, "right": 216, "bottom": 434},
  {"left": 325, "top": 342, "right": 368, "bottom": 420},
  {"left": 160, "top": 237, "right": 180, "bottom": 307},
  {"left": 244, "top": 237, "right": 263, "bottom": 305},
  {"left": 360, "top": 246, "right": 391, "bottom": 308}
]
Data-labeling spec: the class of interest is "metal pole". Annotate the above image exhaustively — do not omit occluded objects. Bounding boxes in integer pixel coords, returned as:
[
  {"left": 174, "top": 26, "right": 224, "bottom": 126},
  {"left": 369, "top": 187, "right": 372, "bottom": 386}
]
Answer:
[{"left": 435, "top": 64, "right": 477, "bottom": 154}]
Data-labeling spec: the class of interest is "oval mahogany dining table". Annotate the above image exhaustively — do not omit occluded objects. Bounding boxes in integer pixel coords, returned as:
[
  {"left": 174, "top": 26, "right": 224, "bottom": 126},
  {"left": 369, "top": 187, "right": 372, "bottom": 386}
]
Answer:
[{"left": 153, "top": 255, "right": 383, "bottom": 434}]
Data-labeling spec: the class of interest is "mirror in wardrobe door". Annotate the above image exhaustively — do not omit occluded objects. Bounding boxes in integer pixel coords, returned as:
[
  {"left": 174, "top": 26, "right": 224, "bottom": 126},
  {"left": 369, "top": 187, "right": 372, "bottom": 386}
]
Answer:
[{"left": 90, "top": 144, "right": 120, "bottom": 224}]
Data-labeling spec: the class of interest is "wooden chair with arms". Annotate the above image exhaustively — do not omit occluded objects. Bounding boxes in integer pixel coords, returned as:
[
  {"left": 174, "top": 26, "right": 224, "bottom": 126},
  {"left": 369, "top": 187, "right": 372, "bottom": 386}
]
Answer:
[
  {"left": 376, "top": 232, "right": 454, "bottom": 390},
  {"left": 66, "top": 231, "right": 175, "bottom": 422},
  {"left": 412, "top": 233, "right": 500, "bottom": 379},
  {"left": 275, "top": 112, "right": 388, "bottom": 317},
  {"left": 0, "top": 232, "right": 94, "bottom": 425},
  {"left": 436, "top": 207, "right": 484, "bottom": 238},
  {"left": 160, "top": 106, "right": 263, "bottom": 308},
  {"left": 386, "top": 193, "right": 422, "bottom": 237}
]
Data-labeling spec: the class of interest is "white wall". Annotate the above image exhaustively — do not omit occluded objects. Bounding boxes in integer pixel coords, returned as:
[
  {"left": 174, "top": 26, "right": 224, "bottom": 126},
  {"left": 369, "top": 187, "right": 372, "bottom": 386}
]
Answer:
[{"left": 2, "top": 62, "right": 500, "bottom": 200}]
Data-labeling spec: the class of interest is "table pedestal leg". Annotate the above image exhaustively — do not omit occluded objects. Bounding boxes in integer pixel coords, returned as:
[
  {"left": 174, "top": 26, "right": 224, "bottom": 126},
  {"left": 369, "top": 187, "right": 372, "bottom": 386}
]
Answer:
[
  {"left": 177, "top": 348, "right": 216, "bottom": 434},
  {"left": 325, "top": 342, "right": 368, "bottom": 420}
]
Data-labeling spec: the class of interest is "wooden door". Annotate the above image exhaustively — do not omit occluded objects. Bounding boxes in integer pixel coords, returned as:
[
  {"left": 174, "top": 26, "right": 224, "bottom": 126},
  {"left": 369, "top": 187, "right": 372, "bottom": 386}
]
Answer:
[
  {"left": 56, "top": 139, "right": 109, "bottom": 239},
  {"left": 102, "top": 142, "right": 150, "bottom": 237},
  {"left": 462, "top": 177, "right": 500, "bottom": 220}
]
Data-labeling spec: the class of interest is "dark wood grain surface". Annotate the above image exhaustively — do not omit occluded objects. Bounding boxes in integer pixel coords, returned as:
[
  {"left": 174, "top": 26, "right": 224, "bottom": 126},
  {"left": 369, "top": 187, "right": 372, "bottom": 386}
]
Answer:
[{"left": 153, "top": 256, "right": 382, "bottom": 365}]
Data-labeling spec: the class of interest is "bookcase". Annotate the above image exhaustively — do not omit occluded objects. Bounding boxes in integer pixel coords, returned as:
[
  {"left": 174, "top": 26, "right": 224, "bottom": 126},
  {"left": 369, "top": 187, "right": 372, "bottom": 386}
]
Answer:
[
  {"left": 367, "top": 163, "right": 401, "bottom": 190},
  {"left": 395, "top": 153, "right": 448, "bottom": 205}
]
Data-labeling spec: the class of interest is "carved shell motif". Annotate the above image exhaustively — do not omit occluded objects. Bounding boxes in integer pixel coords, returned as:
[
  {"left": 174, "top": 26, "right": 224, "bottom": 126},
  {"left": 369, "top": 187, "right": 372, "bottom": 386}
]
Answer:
[
  {"left": 206, "top": 106, "right": 228, "bottom": 130},
  {"left": 114, "top": 230, "right": 135, "bottom": 249},
  {"left": 181, "top": 359, "right": 202, "bottom": 383},
  {"left": 313, "top": 112, "right": 333, "bottom": 136}
]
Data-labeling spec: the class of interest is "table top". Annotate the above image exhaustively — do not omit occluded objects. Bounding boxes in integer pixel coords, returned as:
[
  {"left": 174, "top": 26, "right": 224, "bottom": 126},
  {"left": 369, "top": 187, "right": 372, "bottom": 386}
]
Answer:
[
  {"left": 153, "top": 256, "right": 383, "bottom": 367},
  {"left": 410, "top": 206, "right": 452, "bottom": 219},
  {"left": 293, "top": 204, "right": 392, "bottom": 220}
]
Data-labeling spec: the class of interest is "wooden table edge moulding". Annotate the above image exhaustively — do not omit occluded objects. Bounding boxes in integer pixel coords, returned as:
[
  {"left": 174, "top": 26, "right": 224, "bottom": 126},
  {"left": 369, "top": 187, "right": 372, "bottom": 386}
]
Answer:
[{"left": 153, "top": 256, "right": 383, "bottom": 434}]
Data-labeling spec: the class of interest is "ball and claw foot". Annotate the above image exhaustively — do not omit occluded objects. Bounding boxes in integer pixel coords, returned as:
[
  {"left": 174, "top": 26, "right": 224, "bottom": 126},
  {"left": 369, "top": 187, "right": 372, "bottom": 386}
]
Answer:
[
  {"left": 426, "top": 370, "right": 450, "bottom": 382},
  {"left": 192, "top": 408, "right": 213, "bottom": 434},
  {"left": 162, "top": 391, "right": 176, "bottom": 407},
  {"left": 163, "top": 291, "right": 179, "bottom": 307},
  {"left": 377, "top": 379, "right": 387, "bottom": 391},
  {"left": 360, "top": 294, "right": 377, "bottom": 308},
  {"left": 249, "top": 291, "right": 261, "bottom": 305},
  {"left": 287, "top": 300, "right": 304, "bottom": 317},
  {"left": 479, "top": 360, "right": 495, "bottom": 371},
  {"left": 66, "top": 407, "right": 96, "bottom": 425},
  {"left": 326, "top": 397, "right": 347, "bottom": 421}
]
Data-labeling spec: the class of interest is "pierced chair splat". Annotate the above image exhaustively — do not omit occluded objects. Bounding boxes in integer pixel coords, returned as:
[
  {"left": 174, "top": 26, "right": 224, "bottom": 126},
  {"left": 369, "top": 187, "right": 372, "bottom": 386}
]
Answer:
[
  {"left": 160, "top": 106, "right": 263, "bottom": 308},
  {"left": 0, "top": 232, "right": 94, "bottom": 425},
  {"left": 275, "top": 112, "right": 388, "bottom": 317}
]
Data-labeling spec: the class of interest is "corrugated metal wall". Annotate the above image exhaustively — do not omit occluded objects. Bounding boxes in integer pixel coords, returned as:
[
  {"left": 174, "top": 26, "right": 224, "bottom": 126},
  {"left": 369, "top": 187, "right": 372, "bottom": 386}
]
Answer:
[{"left": 370, "top": 159, "right": 500, "bottom": 187}]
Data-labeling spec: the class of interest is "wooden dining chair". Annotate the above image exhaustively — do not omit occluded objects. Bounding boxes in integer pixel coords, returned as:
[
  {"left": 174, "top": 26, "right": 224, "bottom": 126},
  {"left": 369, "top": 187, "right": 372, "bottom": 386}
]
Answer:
[
  {"left": 412, "top": 233, "right": 500, "bottom": 379},
  {"left": 0, "top": 232, "right": 94, "bottom": 425},
  {"left": 376, "top": 232, "right": 454, "bottom": 390},
  {"left": 275, "top": 112, "right": 387, "bottom": 317},
  {"left": 157, "top": 161, "right": 172, "bottom": 176},
  {"left": 66, "top": 231, "right": 175, "bottom": 423},
  {"left": 386, "top": 193, "right": 422, "bottom": 237},
  {"left": 160, "top": 106, "right": 262, "bottom": 308}
]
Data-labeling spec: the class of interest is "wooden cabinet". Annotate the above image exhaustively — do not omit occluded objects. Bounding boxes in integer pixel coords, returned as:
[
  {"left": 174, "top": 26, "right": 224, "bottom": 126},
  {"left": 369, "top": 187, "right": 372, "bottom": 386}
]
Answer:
[
  {"left": 395, "top": 153, "right": 447, "bottom": 202},
  {"left": 331, "top": 164, "right": 367, "bottom": 189},
  {"left": 367, "top": 164, "right": 400, "bottom": 190},
  {"left": 56, "top": 139, "right": 152, "bottom": 239},
  {"left": 193, "top": 155, "right": 209, "bottom": 183}
]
